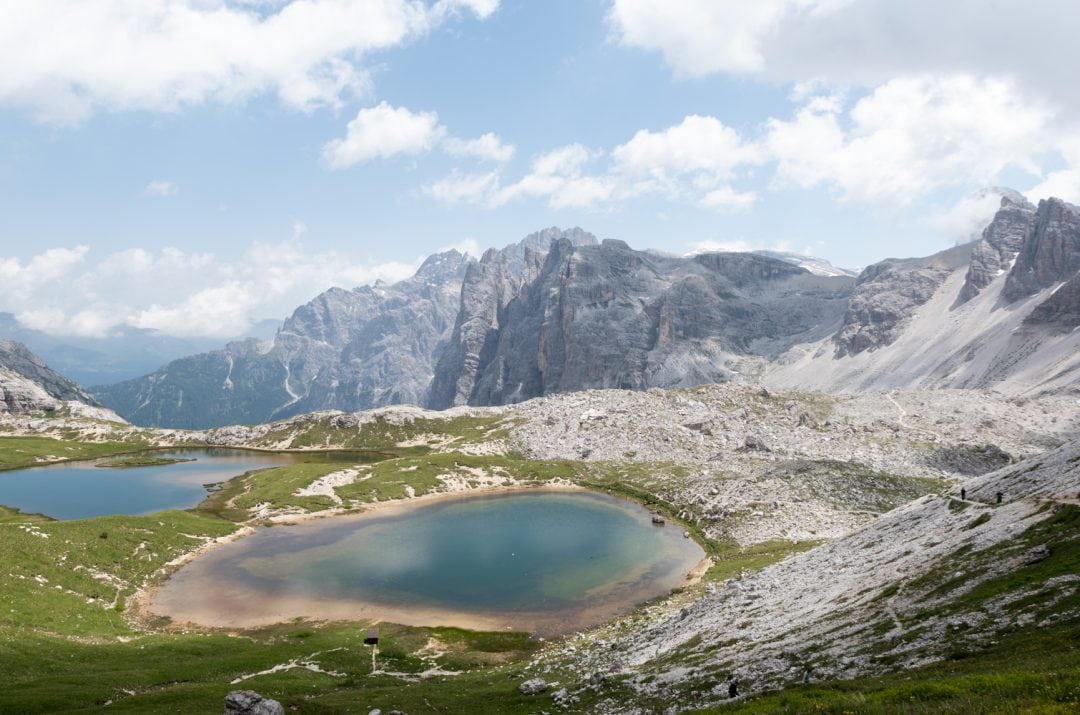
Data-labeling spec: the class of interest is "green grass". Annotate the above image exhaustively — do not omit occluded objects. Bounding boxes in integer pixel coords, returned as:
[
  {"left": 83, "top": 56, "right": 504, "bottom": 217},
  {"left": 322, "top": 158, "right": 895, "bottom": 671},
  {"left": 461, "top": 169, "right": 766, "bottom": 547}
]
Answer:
[
  {"left": 254, "top": 414, "right": 516, "bottom": 453},
  {"left": 0, "top": 622, "right": 547, "bottom": 714},
  {"left": 0, "top": 435, "right": 147, "bottom": 470},
  {"left": 704, "top": 539, "right": 823, "bottom": 582},
  {"left": 0, "top": 504, "right": 53, "bottom": 524},
  {"left": 698, "top": 625, "right": 1080, "bottom": 714},
  {"left": 0, "top": 510, "right": 238, "bottom": 637},
  {"left": 198, "top": 463, "right": 355, "bottom": 520},
  {"left": 1, "top": 421, "right": 1075, "bottom": 713}
]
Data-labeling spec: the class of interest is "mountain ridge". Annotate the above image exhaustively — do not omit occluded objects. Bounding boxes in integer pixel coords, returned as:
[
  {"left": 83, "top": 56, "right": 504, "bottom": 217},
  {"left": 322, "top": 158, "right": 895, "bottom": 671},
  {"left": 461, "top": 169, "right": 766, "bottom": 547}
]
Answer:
[{"left": 86, "top": 194, "right": 1080, "bottom": 428}]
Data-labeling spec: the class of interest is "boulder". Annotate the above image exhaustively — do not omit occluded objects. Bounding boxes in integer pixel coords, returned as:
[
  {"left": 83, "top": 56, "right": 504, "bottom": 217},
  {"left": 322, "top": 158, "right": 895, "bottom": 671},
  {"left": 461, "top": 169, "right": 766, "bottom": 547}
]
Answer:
[
  {"left": 518, "top": 678, "right": 549, "bottom": 695},
  {"left": 223, "top": 690, "right": 285, "bottom": 715}
]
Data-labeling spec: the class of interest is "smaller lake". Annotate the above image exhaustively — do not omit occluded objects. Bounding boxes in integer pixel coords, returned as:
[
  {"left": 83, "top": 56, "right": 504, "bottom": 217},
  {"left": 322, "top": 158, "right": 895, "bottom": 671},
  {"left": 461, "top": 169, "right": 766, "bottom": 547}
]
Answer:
[
  {"left": 149, "top": 491, "right": 705, "bottom": 635},
  {"left": 0, "top": 448, "right": 370, "bottom": 520}
]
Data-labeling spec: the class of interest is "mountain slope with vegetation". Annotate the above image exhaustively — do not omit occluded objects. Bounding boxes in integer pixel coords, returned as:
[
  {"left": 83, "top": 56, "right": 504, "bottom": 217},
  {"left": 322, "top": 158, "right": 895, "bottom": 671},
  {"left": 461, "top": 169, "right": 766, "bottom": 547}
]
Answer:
[{"left": 0, "top": 382, "right": 1077, "bottom": 712}]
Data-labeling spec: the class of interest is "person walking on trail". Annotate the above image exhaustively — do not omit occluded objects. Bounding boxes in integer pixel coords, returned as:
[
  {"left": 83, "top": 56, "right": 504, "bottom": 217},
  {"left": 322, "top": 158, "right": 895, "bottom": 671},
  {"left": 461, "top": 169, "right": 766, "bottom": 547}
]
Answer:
[
  {"left": 961, "top": 488, "right": 966, "bottom": 501},
  {"left": 996, "top": 491, "right": 1003, "bottom": 504},
  {"left": 727, "top": 678, "right": 739, "bottom": 699}
]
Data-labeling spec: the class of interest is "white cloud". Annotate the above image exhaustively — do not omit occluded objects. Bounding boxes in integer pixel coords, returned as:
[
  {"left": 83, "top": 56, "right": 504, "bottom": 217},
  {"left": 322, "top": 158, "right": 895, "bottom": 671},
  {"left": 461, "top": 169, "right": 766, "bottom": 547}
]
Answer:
[
  {"left": 0, "top": 0, "right": 499, "bottom": 125},
  {"left": 613, "top": 115, "right": 758, "bottom": 178},
  {"left": 324, "top": 103, "right": 514, "bottom": 169},
  {"left": 426, "top": 169, "right": 501, "bottom": 204},
  {"left": 766, "top": 76, "right": 1053, "bottom": 204},
  {"left": 0, "top": 239, "right": 419, "bottom": 338},
  {"left": 924, "top": 189, "right": 1019, "bottom": 244},
  {"left": 0, "top": 246, "right": 89, "bottom": 302},
  {"left": 428, "top": 132, "right": 757, "bottom": 212},
  {"left": 1025, "top": 135, "right": 1080, "bottom": 205},
  {"left": 608, "top": 0, "right": 1080, "bottom": 105},
  {"left": 323, "top": 102, "right": 445, "bottom": 168},
  {"left": 1026, "top": 169, "right": 1080, "bottom": 206},
  {"left": 609, "top": 0, "right": 828, "bottom": 77},
  {"left": 444, "top": 132, "right": 515, "bottom": 162},
  {"left": 494, "top": 144, "right": 616, "bottom": 209},
  {"left": 143, "top": 180, "right": 179, "bottom": 198},
  {"left": 131, "top": 284, "right": 258, "bottom": 337},
  {"left": 426, "top": 144, "right": 618, "bottom": 210},
  {"left": 686, "top": 238, "right": 759, "bottom": 253},
  {"left": 427, "top": 74, "right": 1074, "bottom": 214},
  {"left": 700, "top": 186, "right": 757, "bottom": 212},
  {"left": 685, "top": 237, "right": 796, "bottom": 254}
]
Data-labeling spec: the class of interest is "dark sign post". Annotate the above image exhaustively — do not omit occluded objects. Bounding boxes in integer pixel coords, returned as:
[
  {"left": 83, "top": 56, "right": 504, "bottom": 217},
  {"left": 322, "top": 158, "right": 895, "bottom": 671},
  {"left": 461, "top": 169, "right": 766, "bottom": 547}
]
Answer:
[{"left": 364, "top": 628, "right": 379, "bottom": 672}]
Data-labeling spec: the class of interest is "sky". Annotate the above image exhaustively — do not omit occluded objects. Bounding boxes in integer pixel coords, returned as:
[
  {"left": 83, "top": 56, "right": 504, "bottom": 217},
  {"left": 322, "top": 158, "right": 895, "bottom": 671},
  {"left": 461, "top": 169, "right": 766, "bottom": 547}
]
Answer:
[{"left": 1, "top": 0, "right": 1079, "bottom": 339}]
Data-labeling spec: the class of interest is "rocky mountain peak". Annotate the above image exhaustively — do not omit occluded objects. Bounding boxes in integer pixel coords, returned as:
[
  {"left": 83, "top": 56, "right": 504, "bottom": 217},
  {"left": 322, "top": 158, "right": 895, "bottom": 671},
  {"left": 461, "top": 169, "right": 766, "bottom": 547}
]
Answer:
[
  {"left": 957, "top": 193, "right": 1036, "bottom": 304},
  {"left": 1003, "top": 196, "right": 1080, "bottom": 301},
  {"left": 413, "top": 249, "right": 470, "bottom": 282},
  {"left": 518, "top": 226, "right": 597, "bottom": 253}
]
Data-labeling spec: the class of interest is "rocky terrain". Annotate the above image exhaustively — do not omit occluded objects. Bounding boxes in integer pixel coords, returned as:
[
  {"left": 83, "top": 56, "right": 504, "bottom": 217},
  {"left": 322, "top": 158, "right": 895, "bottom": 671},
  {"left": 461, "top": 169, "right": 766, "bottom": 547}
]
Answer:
[
  {"left": 0, "top": 340, "right": 120, "bottom": 420},
  {"left": 7, "top": 378, "right": 1077, "bottom": 548},
  {"left": 2, "top": 372, "right": 1078, "bottom": 712},
  {"left": 768, "top": 195, "right": 1080, "bottom": 396},
  {"left": 529, "top": 434, "right": 1080, "bottom": 712}
]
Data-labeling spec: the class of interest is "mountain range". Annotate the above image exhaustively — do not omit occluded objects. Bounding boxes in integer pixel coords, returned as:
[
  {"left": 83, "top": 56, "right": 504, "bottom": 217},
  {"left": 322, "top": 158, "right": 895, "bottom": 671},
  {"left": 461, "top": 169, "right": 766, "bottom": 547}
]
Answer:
[
  {"left": 0, "top": 313, "right": 280, "bottom": 387},
  {"left": 5, "top": 192, "right": 1079, "bottom": 429}
]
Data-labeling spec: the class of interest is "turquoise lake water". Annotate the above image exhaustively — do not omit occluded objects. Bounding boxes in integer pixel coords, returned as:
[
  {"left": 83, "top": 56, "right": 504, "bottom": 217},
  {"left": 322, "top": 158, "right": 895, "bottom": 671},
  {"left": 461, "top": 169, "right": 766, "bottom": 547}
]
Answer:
[
  {"left": 0, "top": 449, "right": 367, "bottom": 520},
  {"left": 151, "top": 491, "right": 705, "bottom": 634}
]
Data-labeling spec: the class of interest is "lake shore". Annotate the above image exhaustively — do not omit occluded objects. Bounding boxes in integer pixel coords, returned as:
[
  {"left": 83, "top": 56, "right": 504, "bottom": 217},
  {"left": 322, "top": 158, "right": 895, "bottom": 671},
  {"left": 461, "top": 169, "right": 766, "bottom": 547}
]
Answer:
[{"left": 130, "top": 482, "right": 708, "bottom": 637}]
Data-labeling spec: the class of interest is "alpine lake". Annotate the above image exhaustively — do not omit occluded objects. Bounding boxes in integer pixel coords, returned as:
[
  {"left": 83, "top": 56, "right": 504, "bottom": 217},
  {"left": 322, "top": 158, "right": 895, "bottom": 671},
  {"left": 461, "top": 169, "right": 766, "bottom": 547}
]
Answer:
[{"left": 1, "top": 449, "right": 704, "bottom": 635}]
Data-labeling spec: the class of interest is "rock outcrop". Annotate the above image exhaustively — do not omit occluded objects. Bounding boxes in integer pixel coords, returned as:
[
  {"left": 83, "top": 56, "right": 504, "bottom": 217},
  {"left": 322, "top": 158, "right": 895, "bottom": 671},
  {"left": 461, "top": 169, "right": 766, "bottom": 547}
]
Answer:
[
  {"left": 958, "top": 194, "right": 1035, "bottom": 303},
  {"left": 436, "top": 239, "right": 853, "bottom": 407},
  {"left": 428, "top": 227, "right": 596, "bottom": 409},
  {"left": 223, "top": 690, "right": 285, "bottom": 715},
  {"left": 1003, "top": 197, "right": 1080, "bottom": 301},
  {"left": 0, "top": 340, "right": 106, "bottom": 415},
  {"left": 94, "top": 194, "right": 1080, "bottom": 426},
  {"left": 833, "top": 244, "right": 971, "bottom": 357}
]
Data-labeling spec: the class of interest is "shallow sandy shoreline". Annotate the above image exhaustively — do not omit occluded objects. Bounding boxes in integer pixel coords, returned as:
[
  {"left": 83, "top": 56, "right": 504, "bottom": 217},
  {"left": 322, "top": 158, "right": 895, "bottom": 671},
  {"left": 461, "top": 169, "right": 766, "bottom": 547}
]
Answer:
[{"left": 129, "top": 481, "right": 710, "bottom": 637}]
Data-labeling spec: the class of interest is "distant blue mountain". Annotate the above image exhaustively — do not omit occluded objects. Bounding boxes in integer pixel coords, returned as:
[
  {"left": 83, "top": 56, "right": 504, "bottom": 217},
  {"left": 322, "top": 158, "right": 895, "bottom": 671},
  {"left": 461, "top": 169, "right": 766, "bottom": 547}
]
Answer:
[{"left": 0, "top": 313, "right": 281, "bottom": 387}]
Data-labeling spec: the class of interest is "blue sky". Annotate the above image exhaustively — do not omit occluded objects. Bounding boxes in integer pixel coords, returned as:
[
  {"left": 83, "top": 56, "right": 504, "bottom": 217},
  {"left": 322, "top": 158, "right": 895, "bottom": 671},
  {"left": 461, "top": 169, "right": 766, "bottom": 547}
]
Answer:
[{"left": 1, "top": 0, "right": 1078, "bottom": 338}]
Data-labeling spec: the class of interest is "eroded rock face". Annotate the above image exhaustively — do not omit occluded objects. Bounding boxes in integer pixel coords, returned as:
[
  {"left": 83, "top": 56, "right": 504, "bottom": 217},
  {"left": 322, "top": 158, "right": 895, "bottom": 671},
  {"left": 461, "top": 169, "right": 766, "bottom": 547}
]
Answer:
[
  {"left": 833, "top": 246, "right": 971, "bottom": 358},
  {"left": 97, "top": 250, "right": 471, "bottom": 428},
  {"left": 1023, "top": 272, "right": 1080, "bottom": 330},
  {"left": 428, "top": 228, "right": 596, "bottom": 410},
  {"left": 958, "top": 195, "right": 1035, "bottom": 304},
  {"left": 1003, "top": 198, "right": 1080, "bottom": 301},
  {"left": 0, "top": 340, "right": 100, "bottom": 414},
  {"left": 451, "top": 240, "right": 852, "bottom": 406}
]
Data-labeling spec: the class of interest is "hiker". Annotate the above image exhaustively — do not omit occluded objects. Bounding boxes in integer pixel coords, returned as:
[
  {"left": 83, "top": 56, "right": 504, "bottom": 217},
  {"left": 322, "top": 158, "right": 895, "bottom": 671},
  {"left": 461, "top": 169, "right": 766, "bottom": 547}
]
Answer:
[
  {"left": 961, "top": 488, "right": 966, "bottom": 501},
  {"left": 728, "top": 678, "right": 739, "bottom": 699},
  {"left": 996, "top": 491, "right": 1003, "bottom": 504}
]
